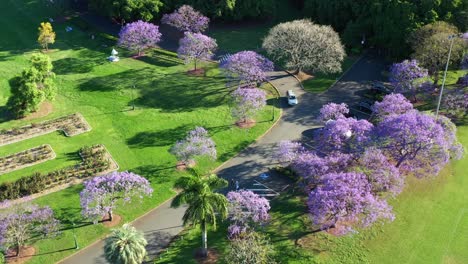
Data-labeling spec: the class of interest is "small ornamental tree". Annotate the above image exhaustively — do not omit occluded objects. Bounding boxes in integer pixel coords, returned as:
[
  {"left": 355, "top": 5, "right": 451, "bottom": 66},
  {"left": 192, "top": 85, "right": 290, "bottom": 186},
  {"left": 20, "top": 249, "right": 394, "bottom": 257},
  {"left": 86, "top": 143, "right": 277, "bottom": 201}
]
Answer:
[
  {"left": 371, "top": 93, "right": 414, "bottom": 118},
  {"left": 177, "top": 32, "right": 217, "bottom": 71},
  {"left": 224, "top": 231, "right": 275, "bottom": 264},
  {"left": 308, "top": 172, "right": 394, "bottom": 234},
  {"left": 38, "top": 22, "right": 55, "bottom": 50},
  {"left": 220, "top": 51, "right": 274, "bottom": 86},
  {"left": 170, "top": 127, "right": 217, "bottom": 167},
  {"left": 7, "top": 53, "right": 56, "bottom": 118},
  {"left": 80, "top": 171, "right": 153, "bottom": 223},
  {"left": 161, "top": 5, "right": 209, "bottom": 33},
  {"left": 389, "top": 60, "right": 428, "bottom": 101},
  {"left": 231, "top": 86, "right": 266, "bottom": 125},
  {"left": 118, "top": 20, "right": 162, "bottom": 56},
  {"left": 104, "top": 224, "right": 147, "bottom": 264},
  {"left": 226, "top": 190, "right": 270, "bottom": 238},
  {"left": 318, "top": 102, "right": 349, "bottom": 122},
  {"left": 376, "top": 112, "right": 463, "bottom": 178},
  {"left": 262, "top": 19, "right": 345, "bottom": 75},
  {"left": 443, "top": 91, "right": 468, "bottom": 119},
  {"left": 0, "top": 202, "right": 60, "bottom": 256}
]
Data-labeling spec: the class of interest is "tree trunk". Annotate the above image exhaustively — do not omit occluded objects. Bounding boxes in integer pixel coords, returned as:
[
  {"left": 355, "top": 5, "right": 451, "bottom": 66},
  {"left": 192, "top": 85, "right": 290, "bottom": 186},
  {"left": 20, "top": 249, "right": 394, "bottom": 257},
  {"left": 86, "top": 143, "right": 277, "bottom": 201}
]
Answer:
[
  {"left": 45, "top": 42, "right": 48, "bottom": 51},
  {"left": 194, "top": 59, "right": 198, "bottom": 71},
  {"left": 16, "top": 241, "right": 20, "bottom": 257},
  {"left": 201, "top": 220, "right": 208, "bottom": 257},
  {"left": 108, "top": 210, "right": 113, "bottom": 222},
  {"left": 432, "top": 71, "right": 439, "bottom": 86}
]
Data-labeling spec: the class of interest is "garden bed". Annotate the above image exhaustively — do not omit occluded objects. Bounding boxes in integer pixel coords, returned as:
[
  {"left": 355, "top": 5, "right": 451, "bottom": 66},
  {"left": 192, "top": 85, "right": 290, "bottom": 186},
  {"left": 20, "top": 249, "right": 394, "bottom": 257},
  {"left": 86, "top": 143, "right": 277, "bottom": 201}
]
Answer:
[
  {"left": 0, "top": 145, "right": 56, "bottom": 175},
  {"left": 0, "top": 113, "right": 91, "bottom": 147},
  {"left": 0, "top": 144, "right": 118, "bottom": 204}
]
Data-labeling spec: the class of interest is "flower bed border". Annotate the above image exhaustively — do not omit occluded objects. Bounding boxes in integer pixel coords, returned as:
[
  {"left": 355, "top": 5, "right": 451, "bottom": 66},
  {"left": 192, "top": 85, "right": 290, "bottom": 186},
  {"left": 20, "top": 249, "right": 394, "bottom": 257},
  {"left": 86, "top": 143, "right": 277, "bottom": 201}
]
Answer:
[
  {"left": 0, "top": 113, "right": 92, "bottom": 147},
  {"left": 0, "top": 144, "right": 119, "bottom": 206},
  {"left": 0, "top": 144, "right": 56, "bottom": 175}
]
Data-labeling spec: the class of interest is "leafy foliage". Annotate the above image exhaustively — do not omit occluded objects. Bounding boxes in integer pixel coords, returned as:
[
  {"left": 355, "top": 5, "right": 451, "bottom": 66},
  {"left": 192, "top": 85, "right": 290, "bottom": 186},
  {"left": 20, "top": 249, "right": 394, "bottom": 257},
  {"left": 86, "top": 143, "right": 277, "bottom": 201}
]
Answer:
[
  {"left": 161, "top": 5, "right": 209, "bottom": 32},
  {"left": 80, "top": 171, "right": 153, "bottom": 223},
  {"left": 224, "top": 231, "right": 275, "bottom": 264},
  {"left": 118, "top": 20, "right": 162, "bottom": 56},
  {"left": 104, "top": 224, "right": 147, "bottom": 264},
  {"left": 262, "top": 19, "right": 345, "bottom": 74},
  {"left": 88, "top": 0, "right": 163, "bottom": 22},
  {"left": 37, "top": 22, "right": 55, "bottom": 50},
  {"left": 7, "top": 53, "right": 56, "bottom": 118},
  {"left": 177, "top": 32, "right": 217, "bottom": 70}
]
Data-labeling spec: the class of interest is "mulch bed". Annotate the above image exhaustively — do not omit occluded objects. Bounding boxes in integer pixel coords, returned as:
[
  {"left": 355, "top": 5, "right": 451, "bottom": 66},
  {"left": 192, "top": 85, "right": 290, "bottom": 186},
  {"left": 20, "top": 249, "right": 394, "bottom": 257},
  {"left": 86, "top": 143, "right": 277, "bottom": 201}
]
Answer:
[
  {"left": 194, "top": 248, "right": 219, "bottom": 264},
  {"left": 5, "top": 246, "right": 36, "bottom": 264},
  {"left": 187, "top": 69, "right": 205, "bottom": 77},
  {"left": 101, "top": 214, "right": 122, "bottom": 228},
  {"left": 22, "top": 102, "right": 53, "bottom": 121},
  {"left": 235, "top": 119, "right": 256, "bottom": 128}
]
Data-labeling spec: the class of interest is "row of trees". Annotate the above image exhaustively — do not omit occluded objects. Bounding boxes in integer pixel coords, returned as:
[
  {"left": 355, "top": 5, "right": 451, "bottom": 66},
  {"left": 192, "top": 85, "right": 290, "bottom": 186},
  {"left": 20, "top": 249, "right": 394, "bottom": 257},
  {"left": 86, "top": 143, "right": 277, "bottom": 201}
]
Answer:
[
  {"left": 279, "top": 94, "right": 464, "bottom": 234},
  {"left": 86, "top": 0, "right": 276, "bottom": 23}
]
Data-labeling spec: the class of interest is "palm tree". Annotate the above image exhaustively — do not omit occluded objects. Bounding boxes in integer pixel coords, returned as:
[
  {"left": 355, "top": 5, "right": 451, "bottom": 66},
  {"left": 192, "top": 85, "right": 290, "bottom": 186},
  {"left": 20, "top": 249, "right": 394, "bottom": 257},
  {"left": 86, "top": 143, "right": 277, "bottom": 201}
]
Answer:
[
  {"left": 171, "top": 173, "right": 228, "bottom": 257},
  {"left": 104, "top": 223, "right": 147, "bottom": 264}
]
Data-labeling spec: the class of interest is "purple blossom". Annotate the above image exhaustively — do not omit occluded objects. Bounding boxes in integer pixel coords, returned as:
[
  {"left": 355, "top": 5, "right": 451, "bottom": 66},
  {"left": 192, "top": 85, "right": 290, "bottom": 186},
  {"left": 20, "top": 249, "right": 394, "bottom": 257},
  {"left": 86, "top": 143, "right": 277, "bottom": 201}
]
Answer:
[
  {"left": 314, "top": 117, "right": 374, "bottom": 154},
  {"left": 308, "top": 172, "right": 394, "bottom": 234},
  {"left": 443, "top": 90, "right": 468, "bottom": 118},
  {"left": 371, "top": 93, "right": 414, "bottom": 118},
  {"left": 170, "top": 126, "right": 217, "bottom": 165},
  {"left": 227, "top": 190, "right": 270, "bottom": 239},
  {"left": 389, "top": 60, "right": 428, "bottom": 99},
  {"left": 118, "top": 20, "right": 162, "bottom": 56},
  {"left": 0, "top": 203, "right": 60, "bottom": 253},
  {"left": 318, "top": 102, "right": 349, "bottom": 122},
  {"left": 231, "top": 86, "right": 266, "bottom": 122},
  {"left": 161, "top": 5, "right": 209, "bottom": 33},
  {"left": 80, "top": 171, "right": 153, "bottom": 223},
  {"left": 177, "top": 32, "right": 217, "bottom": 70},
  {"left": 277, "top": 140, "right": 304, "bottom": 164},
  {"left": 220, "top": 51, "right": 274, "bottom": 86}
]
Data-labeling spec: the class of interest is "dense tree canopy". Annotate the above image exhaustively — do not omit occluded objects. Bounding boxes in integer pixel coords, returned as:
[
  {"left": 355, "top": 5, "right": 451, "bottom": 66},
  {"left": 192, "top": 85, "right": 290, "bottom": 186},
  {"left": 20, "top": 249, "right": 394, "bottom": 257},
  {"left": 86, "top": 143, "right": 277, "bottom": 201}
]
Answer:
[
  {"left": 220, "top": 51, "right": 274, "bottom": 86},
  {"left": 88, "top": 0, "right": 164, "bottom": 22},
  {"left": 170, "top": 126, "right": 217, "bottom": 166},
  {"left": 104, "top": 224, "right": 147, "bottom": 264},
  {"left": 118, "top": 20, "right": 162, "bottom": 56},
  {"left": 231, "top": 86, "right": 266, "bottom": 124},
  {"left": 177, "top": 32, "right": 217, "bottom": 71},
  {"left": 161, "top": 5, "right": 209, "bottom": 32}
]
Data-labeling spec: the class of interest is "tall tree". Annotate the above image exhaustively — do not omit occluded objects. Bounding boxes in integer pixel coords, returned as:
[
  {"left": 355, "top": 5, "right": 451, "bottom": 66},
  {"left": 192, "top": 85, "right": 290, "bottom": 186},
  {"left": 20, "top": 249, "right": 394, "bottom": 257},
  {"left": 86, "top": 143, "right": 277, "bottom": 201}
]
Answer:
[
  {"left": 80, "top": 171, "right": 153, "bottom": 223},
  {"left": 231, "top": 86, "right": 266, "bottom": 125},
  {"left": 104, "top": 224, "right": 147, "bottom": 264},
  {"left": 38, "top": 22, "right": 55, "bottom": 51},
  {"left": 0, "top": 202, "right": 60, "bottom": 256},
  {"left": 88, "top": 0, "right": 163, "bottom": 22},
  {"left": 7, "top": 53, "right": 56, "bottom": 118},
  {"left": 177, "top": 32, "right": 217, "bottom": 71},
  {"left": 371, "top": 93, "right": 414, "bottom": 118},
  {"left": 262, "top": 19, "right": 345, "bottom": 75},
  {"left": 161, "top": 5, "right": 209, "bottom": 33},
  {"left": 118, "top": 20, "right": 162, "bottom": 56},
  {"left": 388, "top": 60, "right": 428, "bottom": 101},
  {"left": 220, "top": 51, "right": 274, "bottom": 86},
  {"left": 171, "top": 174, "right": 228, "bottom": 257}
]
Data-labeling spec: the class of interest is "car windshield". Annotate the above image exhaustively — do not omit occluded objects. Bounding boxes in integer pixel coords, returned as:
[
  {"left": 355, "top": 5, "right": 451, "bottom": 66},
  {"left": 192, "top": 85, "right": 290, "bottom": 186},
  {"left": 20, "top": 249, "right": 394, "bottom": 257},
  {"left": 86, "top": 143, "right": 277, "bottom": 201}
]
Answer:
[{"left": 289, "top": 95, "right": 296, "bottom": 99}]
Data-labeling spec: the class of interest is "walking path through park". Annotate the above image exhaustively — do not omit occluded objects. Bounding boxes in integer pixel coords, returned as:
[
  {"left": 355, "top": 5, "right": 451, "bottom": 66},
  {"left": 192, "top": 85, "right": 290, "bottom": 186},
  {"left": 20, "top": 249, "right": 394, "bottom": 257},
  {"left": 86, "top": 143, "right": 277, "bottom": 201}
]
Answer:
[{"left": 59, "top": 51, "right": 387, "bottom": 264}]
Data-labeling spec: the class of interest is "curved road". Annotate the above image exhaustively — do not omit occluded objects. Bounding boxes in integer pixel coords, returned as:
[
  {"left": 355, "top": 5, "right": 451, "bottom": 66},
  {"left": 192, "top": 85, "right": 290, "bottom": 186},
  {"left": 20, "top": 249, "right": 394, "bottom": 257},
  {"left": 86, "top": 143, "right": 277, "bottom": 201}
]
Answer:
[{"left": 59, "top": 51, "right": 387, "bottom": 264}]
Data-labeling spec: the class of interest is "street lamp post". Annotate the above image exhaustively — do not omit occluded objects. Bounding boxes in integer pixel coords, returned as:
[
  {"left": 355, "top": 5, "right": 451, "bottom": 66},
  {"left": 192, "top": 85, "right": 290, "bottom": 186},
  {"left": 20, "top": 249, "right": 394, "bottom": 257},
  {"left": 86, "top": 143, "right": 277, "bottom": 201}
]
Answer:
[{"left": 435, "top": 33, "right": 468, "bottom": 119}]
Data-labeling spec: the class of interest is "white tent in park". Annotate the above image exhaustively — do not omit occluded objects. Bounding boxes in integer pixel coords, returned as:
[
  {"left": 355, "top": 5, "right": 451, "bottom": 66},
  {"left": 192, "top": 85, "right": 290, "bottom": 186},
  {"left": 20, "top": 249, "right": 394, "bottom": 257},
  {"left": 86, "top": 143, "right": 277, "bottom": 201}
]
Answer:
[{"left": 108, "top": 48, "right": 119, "bottom": 62}]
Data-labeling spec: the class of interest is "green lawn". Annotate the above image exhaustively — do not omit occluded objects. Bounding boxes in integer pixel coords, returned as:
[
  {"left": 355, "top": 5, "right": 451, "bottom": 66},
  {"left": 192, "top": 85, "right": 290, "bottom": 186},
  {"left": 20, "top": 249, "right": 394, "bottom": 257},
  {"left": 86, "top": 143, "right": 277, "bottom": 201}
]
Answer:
[
  {"left": 302, "top": 57, "right": 358, "bottom": 93},
  {"left": 0, "top": 0, "right": 279, "bottom": 263}
]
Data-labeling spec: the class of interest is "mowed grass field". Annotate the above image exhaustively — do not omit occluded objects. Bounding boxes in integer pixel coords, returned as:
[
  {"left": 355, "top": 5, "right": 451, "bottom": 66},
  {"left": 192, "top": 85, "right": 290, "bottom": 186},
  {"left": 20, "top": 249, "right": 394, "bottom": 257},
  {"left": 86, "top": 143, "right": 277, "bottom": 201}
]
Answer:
[{"left": 0, "top": 0, "right": 280, "bottom": 263}]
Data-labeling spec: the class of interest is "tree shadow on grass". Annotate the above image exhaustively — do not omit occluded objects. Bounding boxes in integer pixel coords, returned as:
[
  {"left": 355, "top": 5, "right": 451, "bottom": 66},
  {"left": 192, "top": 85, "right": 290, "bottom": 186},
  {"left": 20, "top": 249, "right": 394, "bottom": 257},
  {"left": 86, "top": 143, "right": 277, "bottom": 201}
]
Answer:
[
  {"left": 78, "top": 68, "right": 229, "bottom": 112},
  {"left": 135, "top": 49, "right": 183, "bottom": 68},
  {"left": 132, "top": 165, "right": 175, "bottom": 185},
  {"left": 127, "top": 125, "right": 192, "bottom": 148},
  {"left": 0, "top": 106, "right": 15, "bottom": 123}
]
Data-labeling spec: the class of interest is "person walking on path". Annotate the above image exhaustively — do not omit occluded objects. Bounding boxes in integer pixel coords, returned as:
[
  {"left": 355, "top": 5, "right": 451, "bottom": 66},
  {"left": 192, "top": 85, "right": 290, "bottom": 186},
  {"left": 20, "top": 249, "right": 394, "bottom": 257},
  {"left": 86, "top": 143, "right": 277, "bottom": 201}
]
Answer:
[{"left": 235, "top": 180, "right": 239, "bottom": 190}]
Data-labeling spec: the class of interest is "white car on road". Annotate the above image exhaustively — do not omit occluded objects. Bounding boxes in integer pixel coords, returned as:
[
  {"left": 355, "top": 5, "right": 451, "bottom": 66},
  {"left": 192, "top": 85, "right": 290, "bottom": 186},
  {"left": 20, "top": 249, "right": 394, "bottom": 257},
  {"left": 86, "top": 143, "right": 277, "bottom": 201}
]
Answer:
[{"left": 287, "top": 90, "right": 298, "bottom": 106}]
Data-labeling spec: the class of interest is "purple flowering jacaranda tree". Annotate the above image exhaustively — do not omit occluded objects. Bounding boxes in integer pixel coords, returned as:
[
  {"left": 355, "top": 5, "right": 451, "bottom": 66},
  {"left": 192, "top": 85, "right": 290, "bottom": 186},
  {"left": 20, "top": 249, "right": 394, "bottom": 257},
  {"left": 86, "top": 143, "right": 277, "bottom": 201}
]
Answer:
[
  {"left": 371, "top": 93, "right": 414, "bottom": 118},
  {"left": 308, "top": 172, "right": 394, "bottom": 235},
  {"left": 226, "top": 190, "right": 270, "bottom": 238},
  {"left": 389, "top": 59, "right": 428, "bottom": 101},
  {"left": 177, "top": 32, "right": 217, "bottom": 71},
  {"left": 220, "top": 51, "right": 274, "bottom": 86},
  {"left": 170, "top": 126, "right": 217, "bottom": 167},
  {"left": 318, "top": 102, "right": 349, "bottom": 122},
  {"left": 80, "top": 171, "right": 153, "bottom": 223},
  {"left": 0, "top": 201, "right": 60, "bottom": 256},
  {"left": 231, "top": 86, "right": 267, "bottom": 125},
  {"left": 376, "top": 112, "right": 463, "bottom": 178},
  {"left": 161, "top": 5, "right": 209, "bottom": 33},
  {"left": 118, "top": 20, "right": 162, "bottom": 56}
]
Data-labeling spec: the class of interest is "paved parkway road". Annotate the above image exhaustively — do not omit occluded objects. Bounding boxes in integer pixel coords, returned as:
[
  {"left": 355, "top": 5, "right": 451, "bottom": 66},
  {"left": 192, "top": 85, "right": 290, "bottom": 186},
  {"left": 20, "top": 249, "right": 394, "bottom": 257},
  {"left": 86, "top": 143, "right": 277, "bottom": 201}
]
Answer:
[{"left": 59, "top": 52, "right": 387, "bottom": 264}]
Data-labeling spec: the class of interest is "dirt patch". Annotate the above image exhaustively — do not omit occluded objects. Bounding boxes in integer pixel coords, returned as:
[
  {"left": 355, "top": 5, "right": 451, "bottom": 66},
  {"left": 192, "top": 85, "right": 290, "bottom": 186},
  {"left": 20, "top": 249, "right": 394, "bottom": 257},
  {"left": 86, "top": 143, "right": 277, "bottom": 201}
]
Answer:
[
  {"left": 235, "top": 119, "right": 256, "bottom": 128},
  {"left": 22, "top": 102, "right": 53, "bottom": 121},
  {"left": 187, "top": 69, "right": 205, "bottom": 77},
  {"left": 101, "top": 214, "right": 122, "bottom": 228},
  {"left": 195, "top": 248, "right": 219, "bottom": 264},
  {"left": 176, "top": 160, "right": 195, "bottom": 171},
  {"left": 5, "top": 246, "right": 36, "bottom": 264}
]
